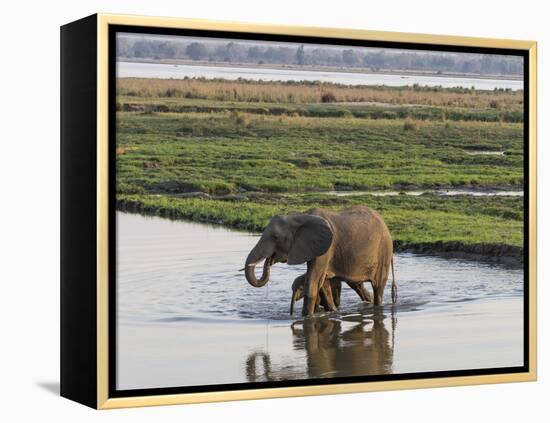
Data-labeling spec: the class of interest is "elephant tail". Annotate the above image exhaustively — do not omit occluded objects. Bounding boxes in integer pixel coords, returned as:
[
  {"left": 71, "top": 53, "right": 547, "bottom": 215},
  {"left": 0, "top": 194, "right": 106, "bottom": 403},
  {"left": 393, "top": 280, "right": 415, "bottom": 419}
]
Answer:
[{"left": 390, "top": 255, "right": 397, "bottom": 304}]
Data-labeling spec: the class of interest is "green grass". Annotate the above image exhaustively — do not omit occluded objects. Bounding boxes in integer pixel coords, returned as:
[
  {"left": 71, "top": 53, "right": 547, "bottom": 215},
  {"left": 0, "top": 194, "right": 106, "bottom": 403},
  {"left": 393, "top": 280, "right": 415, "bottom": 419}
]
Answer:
[
  {"left": 115, "top": 83, "right": 524, "bottom": 255},
  {"left": 116, "top": 110, "right": 523, "bottom": 195}
]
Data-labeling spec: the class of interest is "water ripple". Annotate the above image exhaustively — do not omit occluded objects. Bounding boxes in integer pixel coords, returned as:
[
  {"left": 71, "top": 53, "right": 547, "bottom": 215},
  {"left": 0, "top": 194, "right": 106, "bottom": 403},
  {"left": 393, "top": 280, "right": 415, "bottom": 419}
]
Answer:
[{"left": 116, "top": 212, "right": 524, "bottom": 325}]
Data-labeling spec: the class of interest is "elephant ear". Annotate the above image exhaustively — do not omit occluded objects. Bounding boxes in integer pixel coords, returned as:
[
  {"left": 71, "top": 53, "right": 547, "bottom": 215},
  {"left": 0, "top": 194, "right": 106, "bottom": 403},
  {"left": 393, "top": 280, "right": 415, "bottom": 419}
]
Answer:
[{"left": 287, "top": 215, "right": 333, "bottom": 265}]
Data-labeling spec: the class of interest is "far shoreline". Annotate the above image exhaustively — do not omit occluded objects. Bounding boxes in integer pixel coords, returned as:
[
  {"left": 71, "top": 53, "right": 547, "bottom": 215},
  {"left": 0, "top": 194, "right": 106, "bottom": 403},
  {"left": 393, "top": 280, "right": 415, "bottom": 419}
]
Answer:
[{"left": 118, "top": 58, "right": 524, "bottom": 83}]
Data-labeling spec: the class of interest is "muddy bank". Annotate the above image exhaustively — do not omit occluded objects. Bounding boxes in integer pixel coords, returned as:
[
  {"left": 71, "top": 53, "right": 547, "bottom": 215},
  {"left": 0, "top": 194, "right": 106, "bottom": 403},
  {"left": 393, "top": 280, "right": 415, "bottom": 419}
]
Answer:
[{"left": 394, "top": 240, "right": 523, "bottom": 267}]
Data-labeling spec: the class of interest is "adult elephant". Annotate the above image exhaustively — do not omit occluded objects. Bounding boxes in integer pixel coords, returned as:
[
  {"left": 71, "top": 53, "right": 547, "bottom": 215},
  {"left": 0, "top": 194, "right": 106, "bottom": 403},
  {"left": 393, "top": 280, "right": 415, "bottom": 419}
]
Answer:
[{"left": 243, "top": 205, "right": 396, "bottom": 316}]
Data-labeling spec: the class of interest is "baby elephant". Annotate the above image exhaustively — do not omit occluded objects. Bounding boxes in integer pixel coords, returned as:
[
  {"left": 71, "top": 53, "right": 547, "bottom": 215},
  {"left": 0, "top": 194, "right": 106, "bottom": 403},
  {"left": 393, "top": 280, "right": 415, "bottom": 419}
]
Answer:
[{"left": 290, "top": 274, "right": 372, "bottom": 315}]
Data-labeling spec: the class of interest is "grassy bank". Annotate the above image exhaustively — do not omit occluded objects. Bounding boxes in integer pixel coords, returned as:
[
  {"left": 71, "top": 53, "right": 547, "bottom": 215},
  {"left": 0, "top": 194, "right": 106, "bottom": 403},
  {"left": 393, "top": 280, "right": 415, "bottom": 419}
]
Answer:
[
  {"left": 117, "top": 193, "right": 523, "bottom": 263},
  {"left": 117, "top": 97, "right": 523, "bottom": 123},
  {"left": 116, "top": 78, "right": 524, "bottom": 261}
]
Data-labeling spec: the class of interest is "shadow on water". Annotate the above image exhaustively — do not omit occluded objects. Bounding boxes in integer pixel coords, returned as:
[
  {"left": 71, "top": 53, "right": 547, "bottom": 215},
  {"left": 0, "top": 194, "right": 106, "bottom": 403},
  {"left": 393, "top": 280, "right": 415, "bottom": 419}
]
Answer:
[{"left": 246, "top": 308, "right": 396, "bottom": 382}]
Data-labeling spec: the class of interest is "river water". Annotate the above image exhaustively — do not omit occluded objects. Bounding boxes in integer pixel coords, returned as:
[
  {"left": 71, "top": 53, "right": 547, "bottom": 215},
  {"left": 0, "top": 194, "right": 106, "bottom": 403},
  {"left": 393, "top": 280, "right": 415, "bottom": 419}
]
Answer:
[
  {"left": 116, "top": 212, "right": 524, "bottom": 390},
  {"left": 327, "top": 189, "right": 523, "bottom": 197},
  {"left": 117, "top": 61, "right": 523, "bottom": 91}
]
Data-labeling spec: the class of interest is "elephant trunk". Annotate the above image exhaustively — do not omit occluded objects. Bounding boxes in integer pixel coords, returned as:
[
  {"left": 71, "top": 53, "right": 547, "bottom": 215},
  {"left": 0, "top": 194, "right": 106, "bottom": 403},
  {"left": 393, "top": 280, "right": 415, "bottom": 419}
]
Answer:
[
  {"left": 289, "top": 284, "right": 304, "bottom": 315},
  {"left": 244, "top": 254, "right": 271, "bottom": 288},
  {"left": 289, "top": 289, "right": 300, "bottom": 315}
]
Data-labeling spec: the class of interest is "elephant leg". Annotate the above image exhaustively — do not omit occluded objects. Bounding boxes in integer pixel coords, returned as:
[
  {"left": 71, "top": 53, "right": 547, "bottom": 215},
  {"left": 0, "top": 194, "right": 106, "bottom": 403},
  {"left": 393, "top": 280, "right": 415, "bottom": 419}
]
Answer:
[
  {"left": 373, "top": 284, "right": 383, "bottom": 306},
  {"left": 318, "top": 282, "right": 329, "bottom": 311},
  {"left": 347, "top": 282, "right": 372, "bottom": 303},
  {"left": 358, "top": 283, "right": 373, "bottom": 303},
  {"left": 314, "top": 291, "right": 322, "bottom": 313},
  {"left": 373, "top": 266, "right": 390, "bottom": 306},
  {"left": 303, "top": 258, "right": 329, "bottom": 316},
  {"left": 330, "top": 279, "right": 342, "bottom": 308},
  {"left": 319, "top": 279, "right": 337, "bottom": 312}
]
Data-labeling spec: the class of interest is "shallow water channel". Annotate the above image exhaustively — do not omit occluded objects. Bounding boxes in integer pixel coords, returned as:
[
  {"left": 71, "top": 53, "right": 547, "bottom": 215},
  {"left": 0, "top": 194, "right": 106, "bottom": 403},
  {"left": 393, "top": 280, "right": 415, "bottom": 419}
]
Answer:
[
  {"left": 327, "top": 189, "right": 523, "bottom": 197},
  {"left": 116, "top": 212, "right": 524, "bottom": 390}
]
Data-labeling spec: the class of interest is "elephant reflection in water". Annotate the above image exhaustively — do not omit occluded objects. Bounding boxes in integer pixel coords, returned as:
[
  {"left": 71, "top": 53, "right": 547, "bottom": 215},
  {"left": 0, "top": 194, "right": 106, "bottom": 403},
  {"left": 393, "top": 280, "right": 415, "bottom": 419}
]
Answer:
[
  {"left": 245, "top": 310, "right": 395, "bottom": 382},
  {"left": 294, "top": 311, "right": 394, "bottom": 378},
  {"left": 245, "top": 352, "right": 272, "bottom": 382},
  {"left": 245, "top": 352, "right": 304, "bottom": 382}
]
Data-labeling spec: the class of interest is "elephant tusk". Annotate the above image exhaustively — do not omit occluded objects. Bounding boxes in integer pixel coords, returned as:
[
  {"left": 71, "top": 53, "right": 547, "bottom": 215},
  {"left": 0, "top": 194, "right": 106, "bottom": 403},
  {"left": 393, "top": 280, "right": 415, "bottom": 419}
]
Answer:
[
  {"left": 240, "top": 256, "right": 275, "bottom": 273},
  {"left": 238, "top": 263, "right": 260, "bottom": 272}
]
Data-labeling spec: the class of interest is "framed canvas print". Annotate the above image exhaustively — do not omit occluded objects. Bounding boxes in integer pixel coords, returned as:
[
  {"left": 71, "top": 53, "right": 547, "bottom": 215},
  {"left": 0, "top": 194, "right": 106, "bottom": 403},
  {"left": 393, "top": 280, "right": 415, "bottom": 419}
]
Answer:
[{"left": 60, "top": 13, "right": 537, "bottom": 409}]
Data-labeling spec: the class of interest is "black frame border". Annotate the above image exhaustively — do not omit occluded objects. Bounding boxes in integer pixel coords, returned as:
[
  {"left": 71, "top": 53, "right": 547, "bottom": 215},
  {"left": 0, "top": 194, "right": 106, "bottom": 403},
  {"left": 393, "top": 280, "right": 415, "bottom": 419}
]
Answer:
[{"left": 107, "top": 24, "right": 530, "bottom": 399}]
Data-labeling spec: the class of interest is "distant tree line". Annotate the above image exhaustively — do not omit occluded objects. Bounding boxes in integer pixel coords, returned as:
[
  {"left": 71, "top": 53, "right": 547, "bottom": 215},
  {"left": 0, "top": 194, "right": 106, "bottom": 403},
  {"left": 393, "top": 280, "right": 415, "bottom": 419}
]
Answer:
[{"left": 117, "top": 36, "right": 523, "bottom": 76}]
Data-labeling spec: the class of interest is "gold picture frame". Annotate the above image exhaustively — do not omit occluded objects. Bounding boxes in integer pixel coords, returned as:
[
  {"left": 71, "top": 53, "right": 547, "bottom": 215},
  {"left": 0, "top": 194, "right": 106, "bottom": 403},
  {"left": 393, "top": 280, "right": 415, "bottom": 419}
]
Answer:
[{"left": 60, "top": 13, "right": 537, "bottom": 409}]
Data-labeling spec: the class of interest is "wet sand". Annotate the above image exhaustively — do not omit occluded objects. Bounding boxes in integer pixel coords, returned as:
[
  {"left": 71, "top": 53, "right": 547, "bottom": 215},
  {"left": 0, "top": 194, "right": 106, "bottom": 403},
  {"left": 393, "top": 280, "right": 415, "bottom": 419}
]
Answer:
[{"left": 117, "top": 297, "right": 523, "bottom": 390}]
